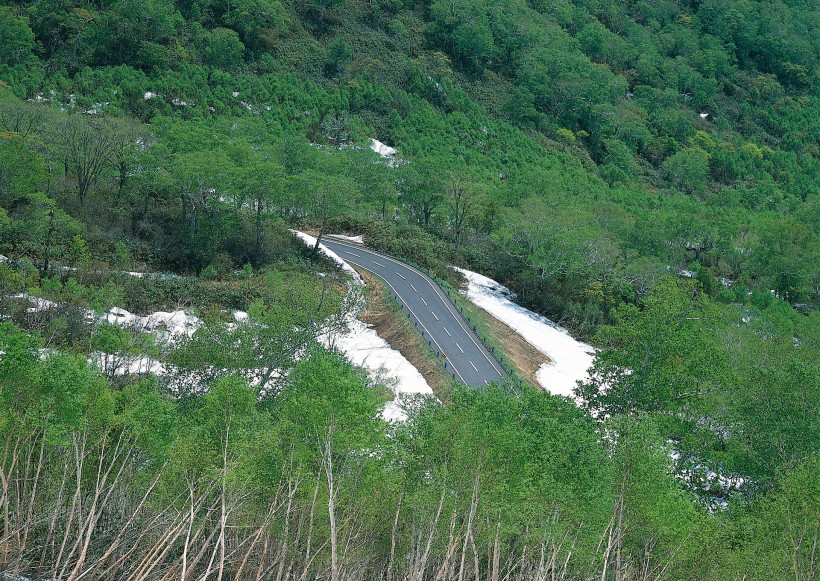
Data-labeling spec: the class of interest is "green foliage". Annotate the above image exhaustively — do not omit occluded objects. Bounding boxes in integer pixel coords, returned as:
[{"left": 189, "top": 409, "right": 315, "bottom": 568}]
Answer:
[
  {"left": 0, "top": 1, "right": 815, "bottom": 575},
  {"left": 663, "top": 148, "right": 711, "bottom": 195},
  {"left": 0, "top": 7, "right": 36, "bottom": 66},
  {"left": 204, "top": 27, "right": 245, "bottom": 70}
]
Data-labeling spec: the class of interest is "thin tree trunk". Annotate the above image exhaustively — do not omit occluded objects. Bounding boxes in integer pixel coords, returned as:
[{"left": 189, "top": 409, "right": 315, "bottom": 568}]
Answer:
[
  {"left": 458, "top": 469, "right": 481, "bottom": 581},
  {"left": 216, "top": 422, "right": 231, "bottom": 581},
  {"left": 301, "top": 467, "right": 322, "bottom": 579},
  {"left": 255, "top": 196, "right": 264, "bottom": 259},
  {"left": 414, "top": 482, "right": 447, "bottom": 581},
  {"left": 323, "top": 432, "right": 339, "bottom": 581},
  {"left": 387, "top": 482, "right": 405, "bottom": 581}
]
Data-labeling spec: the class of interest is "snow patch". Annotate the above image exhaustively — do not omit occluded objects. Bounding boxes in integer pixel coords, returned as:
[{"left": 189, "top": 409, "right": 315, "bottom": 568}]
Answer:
[
  {"left": 370, "top": 138, "right": 397, "bottom": 159},
  {"left": 327, "top": 234, "right": 364, "bottom": 244},
  {"left": 10, "top": 293, "right": 59, "bottom": 313},
  {"left": 90, "top": 352, "right": 166, "bottom": 377},
  {"left": 104, "top": 306, "right": 200, "bottom": 342},
  {"left": 453, "top": 268, "right": 595, "bottom": 399},
  {"left": 293, "top": 231, "right": 434, "bottom": 419},
  {"left": 291, "top": 231, "right": 363, "bottom": 283}
]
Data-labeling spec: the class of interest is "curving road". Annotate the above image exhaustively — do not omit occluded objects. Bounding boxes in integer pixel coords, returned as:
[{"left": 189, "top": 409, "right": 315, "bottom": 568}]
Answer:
[{"left": 321, "top": 236, "right": 505, "bottom": 387}]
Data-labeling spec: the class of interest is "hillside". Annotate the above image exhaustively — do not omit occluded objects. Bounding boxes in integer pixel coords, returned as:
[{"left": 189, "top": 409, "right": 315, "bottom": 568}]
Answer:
[{"left": 0, "top": 0, "right": 818, "bottom": 579}]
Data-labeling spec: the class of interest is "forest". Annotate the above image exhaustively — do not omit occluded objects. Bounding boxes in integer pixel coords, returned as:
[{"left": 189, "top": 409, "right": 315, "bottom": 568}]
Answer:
[{"left": 0, "top": 0, "right": 818, "bottom": 578}]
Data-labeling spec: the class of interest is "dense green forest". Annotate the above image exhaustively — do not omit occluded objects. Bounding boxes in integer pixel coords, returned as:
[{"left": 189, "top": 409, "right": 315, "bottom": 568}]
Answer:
[{"left": 0, "top": 0, "right": 818, "bottom": 578}]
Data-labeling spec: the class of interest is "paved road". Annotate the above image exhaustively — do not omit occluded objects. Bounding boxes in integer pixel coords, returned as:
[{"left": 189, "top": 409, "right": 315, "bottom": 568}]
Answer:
[{"left": 321, "top": 237, "right": 505, "bottom": 387}]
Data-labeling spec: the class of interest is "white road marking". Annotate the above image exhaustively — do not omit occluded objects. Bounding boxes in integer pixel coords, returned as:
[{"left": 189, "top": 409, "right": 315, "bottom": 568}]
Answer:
[
  {"left": 372, "top": 260, "right": 386, "bottom": 267},
  {"left": 456, "top": 343, "right": 464, "bottom": 353},
  {"left": 432, "top": 312, "right": 439, "bottom": 321},
  {"left": 421, "top": 297, "right": 428, "bottom": 306},
  {"left": 443, "top": 327, "right": 451, "bottom": 336},
  {"left": 470, "top": 361, "right": 479, "bottom": 372},
  {"left": 345, "top": 251, "right": 362, "bottom": 257},
  {"left": 484, "top": 380, "right": 489, "bottom": 385},
  {"left": 395, "top": 272, "right": 406, "bottom": 280},
  {"left": 411, "top": 284, "right": 418, "bottom": 292}
]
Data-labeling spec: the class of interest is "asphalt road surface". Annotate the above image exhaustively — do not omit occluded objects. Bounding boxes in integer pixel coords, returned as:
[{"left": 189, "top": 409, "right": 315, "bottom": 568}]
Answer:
[{"left": 321, "top": 236, "right": 505, "bottom": 387}]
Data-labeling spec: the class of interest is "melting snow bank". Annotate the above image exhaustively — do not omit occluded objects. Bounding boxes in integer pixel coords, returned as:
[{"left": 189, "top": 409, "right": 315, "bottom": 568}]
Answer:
[
  {"left": 322, "top": 318, "right": 433, "bottom": 421},
  {"left": 370, "top": 138, "right": 397, "bottom": 159},
  {"left": 294, "top": 231, "right": 434, "bottom": 420},
  {"left": 453, "top": 268, "right": 595, "bottom": 399},
  {"left": 291, "top": 230, "right": 363, "bottom": 283},
  {"left": 327, "top": 233, "right": 364, "bottom": 244}
]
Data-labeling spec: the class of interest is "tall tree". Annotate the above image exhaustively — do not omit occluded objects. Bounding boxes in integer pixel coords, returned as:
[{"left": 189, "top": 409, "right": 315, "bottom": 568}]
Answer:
[
  {"left": 55, "top": 115, "right": 117, "bottom": 205},
  {"left": 445, "top": 173, "right": 482, "bottom": 252},
  {"left": 399, "top": 160, "right": 442, "bottom": 228}
]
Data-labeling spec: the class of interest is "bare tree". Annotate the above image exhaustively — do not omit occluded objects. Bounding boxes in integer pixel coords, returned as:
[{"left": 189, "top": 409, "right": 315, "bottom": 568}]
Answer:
[
  {"left": 0, "top": 99, "right": 50, "bottom": 137},
  {"left": 108, "top": 119, "right": 151, "bottom": 193},
  {"left": 446, "top": 174, "right": 482, "bottom": 252},
  {"left": 321, "top": 113, "right": 351, "bottom": 149},
  {"left": 57, "top": 115, "right": 116, "bottom": 205}
]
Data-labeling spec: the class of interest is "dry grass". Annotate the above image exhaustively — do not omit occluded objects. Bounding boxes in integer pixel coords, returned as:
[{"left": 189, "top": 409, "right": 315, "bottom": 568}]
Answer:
[
  {"left": 355, "top": 268, "right": 454, "bottom": 393},
  {"left": 468, "top": 303, "right": 551, "bottom": 389}
]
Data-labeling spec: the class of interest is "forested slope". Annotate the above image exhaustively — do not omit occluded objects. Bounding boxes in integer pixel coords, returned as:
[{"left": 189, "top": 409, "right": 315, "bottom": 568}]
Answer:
[{"left": 0, "top": 0, "right": 818, "bottom": 578}]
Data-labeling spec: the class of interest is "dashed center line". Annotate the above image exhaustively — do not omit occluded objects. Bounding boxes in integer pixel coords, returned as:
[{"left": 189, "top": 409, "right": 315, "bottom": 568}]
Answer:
[
  {"left": 395, "top": 272, "right": 406, "bottom": 280},
  {"left": 372, "top": 260, "right": 386, "bottom": 267},
  {"left": 470, "top": 361, "right": 479, "bottom": 372},
  {"left": 421, "top": 297, "right": 428, "bottom": 306},
  {"left": 456, "top": 343, "right": 464, "bottom": 353},
  {"left": 410, "top": 284, "right": 418, "bottom": 293},
  {"left": 345, "top": 251, "right": 362, "bottom": 257},
  {"left": 443, "top": 327, "right": 451, "bottom": 336},
  {"left": 432, "top": 312, "right": 439, "bottom": 321}
]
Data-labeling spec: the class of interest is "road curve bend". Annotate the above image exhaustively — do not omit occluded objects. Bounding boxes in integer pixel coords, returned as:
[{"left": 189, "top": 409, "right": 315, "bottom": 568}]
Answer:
[{"left": 321, "top": 236, "right": 505, "bottom": 387}]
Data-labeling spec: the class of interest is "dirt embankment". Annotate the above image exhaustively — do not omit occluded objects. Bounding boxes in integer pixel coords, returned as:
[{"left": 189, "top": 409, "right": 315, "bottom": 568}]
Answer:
[{"left": 470, "top": 303, "right": 551, "bottom": 388}]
